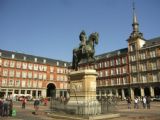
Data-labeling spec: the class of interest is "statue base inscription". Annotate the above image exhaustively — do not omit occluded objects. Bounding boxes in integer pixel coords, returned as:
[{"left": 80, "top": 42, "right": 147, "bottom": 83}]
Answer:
[{"left": 67, "top": 69, "right": 101, "bottom": 115}]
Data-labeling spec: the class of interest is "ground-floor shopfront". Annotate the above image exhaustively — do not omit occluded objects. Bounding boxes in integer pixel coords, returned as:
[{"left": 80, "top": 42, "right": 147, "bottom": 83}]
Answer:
[{"left": 97, "top": 82, "right": 160, "bottom": 100}]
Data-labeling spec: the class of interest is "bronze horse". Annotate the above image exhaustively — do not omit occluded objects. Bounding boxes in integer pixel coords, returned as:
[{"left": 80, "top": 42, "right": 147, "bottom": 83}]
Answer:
[{"left": 72, "top": 32, "right": 99, "bottom": 70}]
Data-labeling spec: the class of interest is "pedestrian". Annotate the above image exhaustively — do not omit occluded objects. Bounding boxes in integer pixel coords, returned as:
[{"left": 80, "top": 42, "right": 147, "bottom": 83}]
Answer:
[
  {"left": 8, "top": 99, "right": 13, "bottom": 116},
  {"left": 34, "top": 98, "right": 40, "bottom": 115},
  {"left": 142, "top": 96, "right": 146, "bottom": 109},
  {"left": 3, "top": 99, "right": 9, "bottom": 116},
  {"left": 22, "top": 97, "right": 26, "bottom": 109},
  {"left": 134, "top": 97, "right": 139, "bottom": 109},
  {"left": 0, "top": 98, "right": 3, "bottom": 117},
  {"left": 126, "top": 96, "right": 131, "bottom": 109},
  {"left": 146, "top": 96, "right": 151, "bottom": 109}
]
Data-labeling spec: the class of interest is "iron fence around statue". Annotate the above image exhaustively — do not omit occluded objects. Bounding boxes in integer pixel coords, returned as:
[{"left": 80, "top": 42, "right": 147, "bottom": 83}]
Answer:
[{"left": 49, "top": 90, "right": 119, "bottom": 116}]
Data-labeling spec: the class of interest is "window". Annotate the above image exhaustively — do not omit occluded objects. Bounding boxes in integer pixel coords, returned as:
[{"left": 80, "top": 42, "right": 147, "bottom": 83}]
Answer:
[
  {"left": 9, "top": 79, "right": 14, "bottom": 86},
  {"left": 151, "top": 62, "right": 157, "bottom": 70},
  {"left": 16, "top": 62, "right": 21, "bottom": 68},
  {"left": 123, "top": 77, "right": 127, "bottom": 84},
  {"left": 22, "top": 63, "right": 27, "bottom": 69},
  {"left": 34, "top": 72, "right": 38, "bottom": 79},
  {"left": 141, "top": 63, "right": 147, "bottom": 71},
  {"left": 28, "top": 63, "right": 33, "bottom": 70},
  {"left": 12, "top": 54, "right": 15, "bottom": 59},
  {"left": 2, "top": 79, "right": 7, "bottom": 86},
  {"left": 43, "top": 66, "right": 47, "bottom": 71},
  {"left": 132, "top": 76, "right": 137, "bottom": 83},
  {"left": 57, "top": 61, "right": 59, "bottom": 66},
  {"left": 99, "top": 71, "right": 103, "bottom": 77},
  {"left": 130, "top": 44, "right": 136, "bottom": 51},
  {"left": 3, "top": 69, "right": 8, "bottom": 76},
  {"left": 50, "top": 67, "right": 54, "bottom": 73},
  {"left": 10, "top": 61, "right": 15, "bottom": 67},
  {"left": 43, "top": 59, "right": 46, "bottom": 64},
  {"left": 34, "top": 58, "right": 37, "bottom": 62},
  {"left": 110, "top": 60, "right": 114, "bottom": 66},
  {"left": 104, "top": 61, "right": 109, "bottom": 67},
  {"left": 122, "top": 67, "right": 126, "bottom": 73},
  {"left": 21, "top": 80, "right": 26, "bottom": 87},
  {"left": 153, "top": 74, "right": 158, "bottom": 82},
  {"left": 15, "top": 80, "right": 20, "bottom": 86},
  {"left": 122, "top": 57, "right": 126, "bottom": 64},
  {"left": 131, "top": 65, "right": 137, "bottom": 72},
  {"left": 39, "top": 65, "right": 44, "bottom": 71},
  {"left": 116, "top": 58, "right": 121, "bottom": 65},
  {"left": 50, "top": 74, "right": 53, "bottom": 80},
  {"left": 105, "top": 70, "right": 109, "bottom": 76},
  {"left": 23, "top": 56, "right": 26, "bottom": 60},
  {"left": 131, "top": 55, "right": 136, "bottom": 62},
  {"left": 27, "top": 80, "right": 32, "bottom": 87},
  {"left": 142, "top": 75, "right": 147, "bottom": 83},
  {"left": 150, "top": 50, "right": 156, "bottom": 58},
  {"left": 28, "top": 72, "right": 32, "bottom": 78},
  {"left": 16, "top": 71, "right": 21, "bottom": 78},
  {"left": 22, "top": 71, "right": 27, "bottom": 78},
  {"left": 111, "top": 69, "right": 114, "bottom": 75},
  {"left": 9, "top": 70, "right": 14, "bottom": 77},
  {"left": 3, "top": 60, "right": 9, "bottom": 67},
  {"left": 34, "top": 64, "right": 38, "bottom": 71},
  {"left": 39, "top": 73, "right": 43, "bottom": 79},
  {"left": 140, "top": 52, "right": 146, "bottom": 60},
  {"left": 43, "top": 74, "right": 46, "bottom": 80}
]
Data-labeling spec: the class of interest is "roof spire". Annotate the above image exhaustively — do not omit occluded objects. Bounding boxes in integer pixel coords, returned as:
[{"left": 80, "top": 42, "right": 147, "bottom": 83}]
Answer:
[
  {"left": 132, "top": 0, "right": 139, "bottom": 32},
  {"left": 129, "top": 0, "right": 143, "bottom": 39}
]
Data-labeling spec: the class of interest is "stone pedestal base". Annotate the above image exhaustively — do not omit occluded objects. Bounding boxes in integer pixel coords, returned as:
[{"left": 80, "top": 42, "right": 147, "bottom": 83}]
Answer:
[{"left": 67, "top": 69, "right": 101, "bottom": 115}]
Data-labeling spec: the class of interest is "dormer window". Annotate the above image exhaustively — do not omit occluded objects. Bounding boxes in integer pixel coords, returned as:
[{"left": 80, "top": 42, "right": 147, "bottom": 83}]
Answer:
[
  {"left": 64, "top": 63, "right": 66, "bottom": 67},
  {"left": 43, "top": 59, "right": 46, "bottom": 64},
  {"left": 57, "top": 61, "right": 59, "bottom": 66},
  {"left": 35, "top": 58, "right": 37, "bottom": 62},
  {"left": 12, "top": 54, "right": 15, "bottom": 59},
  {"left": 23, "top": 56, "right": 26, "bottom": 60},
  {"left": 0, "top": 52, "right": 2, "bottom": 56}
]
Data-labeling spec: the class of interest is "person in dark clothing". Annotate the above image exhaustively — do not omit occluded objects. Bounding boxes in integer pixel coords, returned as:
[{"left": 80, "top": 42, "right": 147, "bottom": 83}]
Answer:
[
  {"left": 3, "top": 99, "right": 9, "bottom": 116},
  {"left": 34, "top": 99, "right": 40, "bottom": 115},
  {"left": 8, "top": 100, "right": 13, "bottom": 116},
  {"left": 146, "top": 96, "right": 151, "bottom": 109},
  {"left": 127, "top": 96, "right": 131, "bottom": 109},
  {"left": 0, "top": 98, "right": 3, "bottom": 117}
]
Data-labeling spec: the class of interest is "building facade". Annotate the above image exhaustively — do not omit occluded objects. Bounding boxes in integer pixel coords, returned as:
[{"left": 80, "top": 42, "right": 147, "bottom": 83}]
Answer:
[
  {"left": 78, "top": 6, "right": 160, "bottom": 100},
  {"left": 0, "top": 49, "right": 69, "bottom": 99}
]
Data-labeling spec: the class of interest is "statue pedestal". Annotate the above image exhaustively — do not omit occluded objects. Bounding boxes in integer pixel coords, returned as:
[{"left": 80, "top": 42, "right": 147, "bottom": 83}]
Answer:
[{"left": 67, "top": 69, "right": 101, "bottom": 115}]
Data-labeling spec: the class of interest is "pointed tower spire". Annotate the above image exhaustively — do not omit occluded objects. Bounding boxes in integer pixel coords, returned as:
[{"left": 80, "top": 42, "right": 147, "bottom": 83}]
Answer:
[
  {"left": 132, "top": 1, "right": 139, "bottom": 32},
  {"left": 129, "top": 0, "right": 143, "bottom": 39}
]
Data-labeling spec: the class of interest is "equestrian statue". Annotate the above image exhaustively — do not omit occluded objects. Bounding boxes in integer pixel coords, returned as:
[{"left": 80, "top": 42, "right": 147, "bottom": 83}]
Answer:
[{"left": 72, "top": 30, "right": 99, "bottom": 70}]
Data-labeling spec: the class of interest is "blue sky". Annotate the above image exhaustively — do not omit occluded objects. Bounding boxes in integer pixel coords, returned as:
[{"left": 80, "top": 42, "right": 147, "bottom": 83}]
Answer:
[{"left": 0, "top": 0, "right": 160, "bottom": 62}]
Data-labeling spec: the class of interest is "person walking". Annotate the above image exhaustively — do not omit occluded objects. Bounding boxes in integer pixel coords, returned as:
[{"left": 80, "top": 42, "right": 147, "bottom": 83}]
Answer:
[
  {"left": 3, "top": 99, "right": 9, "bottom": 117},
  {"left": 22, "top": 97, "right": 26, "bottom": 109},
  {"left": 142, "top": 96, "right": 147, "bottom": 109},
  {"left": 34, "top": 98, "right": 40, "bottom": 115},
  {"left": 0, "top": 98, "right": 3, "bottom": 117},
  {"left": 8, "top": 99, "right": 13, "bottom": 116},
  {"left": 134, "top": 97, "right": 139, "bottom": 109},
  {"left": 146, "top": 96, "right": 151, "bottom": 109},
  {"left": 126, "top": 96, "right": 131, "bottom": 109}
]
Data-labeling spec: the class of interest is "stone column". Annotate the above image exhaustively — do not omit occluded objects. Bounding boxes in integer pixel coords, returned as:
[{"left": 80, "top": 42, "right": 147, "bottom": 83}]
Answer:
[
  {"left": 115, "top": 89, "right": 118, "bottom": 97},
  {"left": 150, "top": 86, "right": 155, "bottom": 97},
  {"left": 141, "top": 87, "right": 144, "bottom": 97},
  {"left": 130, "top": 88, "right": 134, "bottom": 100},
  {"left": 121, "top": 89, "right": 125, "bottom": 99}
]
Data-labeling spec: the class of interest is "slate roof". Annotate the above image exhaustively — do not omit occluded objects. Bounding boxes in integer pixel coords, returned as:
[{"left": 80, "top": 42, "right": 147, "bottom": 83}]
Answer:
[
  {"left": 0, "top": 49, "right": 70, "bottom": 67},
  {"left": 95, "top": 48, "right": 128, "bottom": 60}
]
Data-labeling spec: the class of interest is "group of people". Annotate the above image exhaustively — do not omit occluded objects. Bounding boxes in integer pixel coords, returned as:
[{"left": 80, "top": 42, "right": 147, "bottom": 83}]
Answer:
[
  {"left": 0, "top": 98, "right": 13, "bottom": 117},
  {"left": 127, "top": 96, "right": 151, "bottom": 109}
]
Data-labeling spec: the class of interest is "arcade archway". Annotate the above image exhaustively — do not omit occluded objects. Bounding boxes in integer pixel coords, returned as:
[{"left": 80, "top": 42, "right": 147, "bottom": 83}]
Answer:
[{"left": 47, "top": 83, "right": 56, "bottom": 98}]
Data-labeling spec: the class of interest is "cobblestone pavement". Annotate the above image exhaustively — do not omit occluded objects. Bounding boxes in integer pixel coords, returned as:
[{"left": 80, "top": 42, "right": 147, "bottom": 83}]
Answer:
[{"left": 0, "top": 101, "right": 160, "bottom": 120}]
